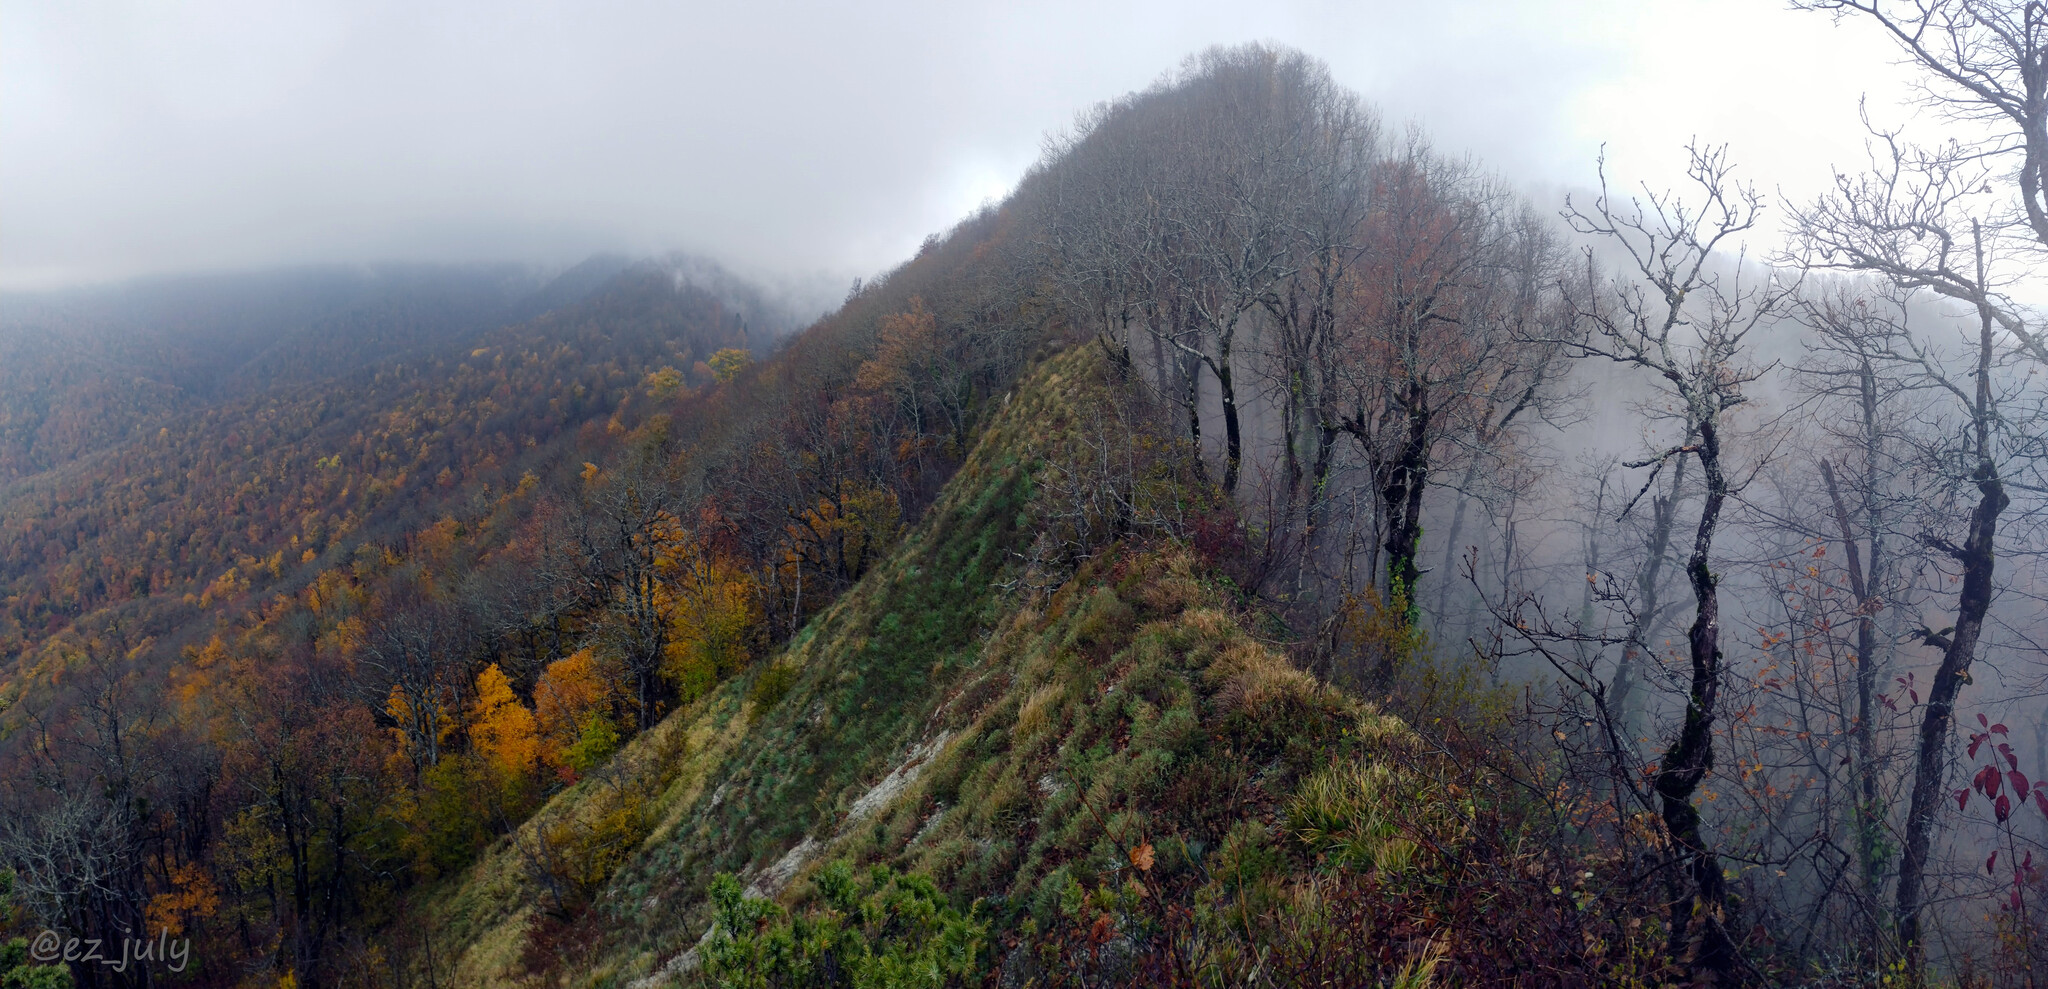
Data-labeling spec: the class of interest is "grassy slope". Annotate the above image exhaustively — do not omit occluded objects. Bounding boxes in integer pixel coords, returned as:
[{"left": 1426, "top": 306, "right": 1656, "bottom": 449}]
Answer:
[{"left": 413, "top": 346, "right": 1417, "bottom": 988}]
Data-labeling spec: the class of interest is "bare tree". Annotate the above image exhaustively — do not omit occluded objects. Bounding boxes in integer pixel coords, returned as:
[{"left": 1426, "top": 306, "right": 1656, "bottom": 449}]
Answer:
[
  {"left": 1156, "top": 46, "right": 1331, "bottom": 494},
  {"left": 1559, "top": 144, "right": 1798, "bottom": 980},
  {"left": 1790, "top": 143, "right": 2044, "bottom": 970},
  {"left": 1031, "top": 98, "right": 1161, "bottom": 380},
  {"left": 1794, "top": 283, "right": 1922, "bottom": 944},
  {"left": 1256, "top": 68, "right": 1381, "bottom": 602},
  {"left": 1801, "top": 1, "right": 2048, "bottom": 284},
  {"left": 539, "top": 430, "right": 693, "bottom": 732},
  {"left": 1421, "top": 204, "right": 1581, "bottom": 637},
  {"left": 356, "top": 598, "right": 473, "bottom": 777},
  {"left": 1606, "top": 432, "right": 1695, "bottom": 744},
  {"left": 1330, "top": 144, "right": 1571, "bottom": 623},
  {"left": 0, "top": 649, "right": 154, "bottom": 978},
  {"left": 1037, "top": 45, "right": 1339, "bottom": 495}
]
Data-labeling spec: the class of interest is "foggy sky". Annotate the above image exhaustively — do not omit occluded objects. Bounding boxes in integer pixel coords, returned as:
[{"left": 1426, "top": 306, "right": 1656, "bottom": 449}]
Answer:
[{"left": 3, "top": 0, "right": 1919, "bottom": 291}]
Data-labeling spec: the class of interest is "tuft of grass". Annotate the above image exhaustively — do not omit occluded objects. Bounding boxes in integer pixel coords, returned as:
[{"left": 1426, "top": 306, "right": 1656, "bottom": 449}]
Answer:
[
  {"left": 1288, "top": 761, "right": 1425, "bottom": 875},
  {"left": 1012, "top": 683, "right": 1065, "bottom": 744}
]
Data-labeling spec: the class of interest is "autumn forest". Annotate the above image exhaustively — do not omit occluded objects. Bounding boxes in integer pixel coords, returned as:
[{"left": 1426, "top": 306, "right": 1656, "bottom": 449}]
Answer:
[{"left": 6, "top": 7, "right": 2048, "bottom": 989}]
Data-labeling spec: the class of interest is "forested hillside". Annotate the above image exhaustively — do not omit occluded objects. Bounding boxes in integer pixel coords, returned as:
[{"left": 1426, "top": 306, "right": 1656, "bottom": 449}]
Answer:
[
  {"left": 0, "top": 258, "right": 779, "bottom": 659},
  {"left": 6, "top": 24, "right": 2048, "bottom": 989},
  {"left": 0, "top": 207, "right": 1046, "bottom": 986},
  {"left": 0, "top": 260, "right": 629, "bottom": 484}
]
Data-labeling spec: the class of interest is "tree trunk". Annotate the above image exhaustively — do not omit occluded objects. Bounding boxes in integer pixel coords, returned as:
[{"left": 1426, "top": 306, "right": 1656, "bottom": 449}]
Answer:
[
  {"left": 1281, "top": 367, "right": 1304, "bottom": 517},
  {"left": 1310, "top": 423, "right": 1338, "bottom": 516},
  {"left": 1378, "top": 402, "right": 1433, "bottom": 628},
  {"left": 1655, "top": 419, "right": 1740, "bottom": 981},
  {"left": 1613, "top": 447, "right": 1688, "bottom": 739},
  {"left": 1434, "top": 462, "right": 1479, "bottom": 626},
  {"left": 1895, "top": 236, "right": 2009, "bottom": 978},
  {"left": 1097, "top": 307, "right": 1132, "bottom": 379},
  {"left": 1820, "top": 457, "right": 1887, "bottom": 950},
  {"left": 1183, "top": 353, "right": 1204, "bottom": 468},
  {"left": 1894, "top": 462, "right": 2005, "bottom": 971},
  {"left": 1213, "top": 333, "right": 1242, "bottom": 494}
]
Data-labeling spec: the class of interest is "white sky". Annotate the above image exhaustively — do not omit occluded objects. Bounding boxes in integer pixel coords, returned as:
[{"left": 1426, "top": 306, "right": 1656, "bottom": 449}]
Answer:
[{"left": 1, "top": 0, "right": 1922, "bottom": 290}]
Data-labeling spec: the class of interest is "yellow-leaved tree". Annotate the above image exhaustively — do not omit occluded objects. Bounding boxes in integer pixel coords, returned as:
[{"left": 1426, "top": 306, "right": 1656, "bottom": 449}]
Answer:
[
  {"left": 643, "top": 365, "right": 685, "bottom": 399},
  {"left": 470, "top": 663, "right": 539, "bottom": 778},
  {"left": 658, "top": 536, "right": 764, "bottom": 705},
  {"left": 707, "top": 348, "right": 752, "bottom": 384},
  {"left": 792, "top": 479, "right": 902, "bottom": 586},
  {"left": 385, "top": 685, "right": 456, "bottom": 776}
]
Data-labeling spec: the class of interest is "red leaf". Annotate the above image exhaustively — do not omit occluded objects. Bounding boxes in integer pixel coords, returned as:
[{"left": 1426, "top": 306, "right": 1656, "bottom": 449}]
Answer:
[
  {"left": 1979, "top": 713, "right": 1990, "bottom": 728},
  {"left": 1991, "top": 722, "right": 2009, "bottom": 735},
  {"left": 1978, "top": 765, "right": 2003, "bottom": 797},
  {"left": 2035, "top": 789, "right": 2048, "bottom": 819},
  {"left": 1909, "top": 690, "right": 1919, "bottom": 704},
  {"left": 1996, "top": 794, "right": 2013, "bottom": 822},
  {"left": 1958, "top": 788, "right": 1972, "bottom": 811},
  {"left": 2013, "top": 771, "right": 2030, "bottom": 796},
  {"left": 1989, "top": 851, "right": 2000, "bottom": 875},
  {"left": 1970, "top": 734, "right": 1987, "bottom": 759}
]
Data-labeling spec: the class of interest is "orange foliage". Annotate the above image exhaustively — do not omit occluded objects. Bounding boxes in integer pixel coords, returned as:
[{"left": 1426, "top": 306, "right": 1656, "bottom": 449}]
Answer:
[
  {"left": 146, "top": 862, "right": 221, "bottom": 937},
  {"left": 791, "top": 479, "right": 902, "bottom": 584},
  {"left": 470, "top": 663, "right": 540, "bottom": 777},
  {"left": 535, "top": 649, "right": 615, "bottom": 772},
  {"left": 855, "top": 298, "right": 941, "bottom": 395},
  {"left": 386, "top": 684, "right": 454, "bottom": 768}
]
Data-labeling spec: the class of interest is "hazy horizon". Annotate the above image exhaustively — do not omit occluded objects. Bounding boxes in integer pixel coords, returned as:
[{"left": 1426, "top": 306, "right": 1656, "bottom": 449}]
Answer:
[{"left": 6, "top": 0, "right": 1918, "bottom": 293}]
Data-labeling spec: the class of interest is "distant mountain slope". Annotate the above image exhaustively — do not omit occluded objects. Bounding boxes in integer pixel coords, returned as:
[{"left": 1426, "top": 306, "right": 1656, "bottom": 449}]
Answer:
[
  {"left": 0, "top": 258, "right": 787, "bottom": 675},
  {"left": 0, "top": 264, "right": 543, "bottom": 483}
]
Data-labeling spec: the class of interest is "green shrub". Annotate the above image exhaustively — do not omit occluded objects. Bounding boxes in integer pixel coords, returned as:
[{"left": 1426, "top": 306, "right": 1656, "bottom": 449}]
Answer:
[
  {"left": 0, "top": 938, "right": 71, "bottom": 989},
  {"left": 747, "top": 661, "right": 799, "bottom": 720},
  {"left": 565, "top": 713, "right": 623, "bottom": 772},
  {"left": 701, "top": 862, "right": 987, "bottom": 988}
]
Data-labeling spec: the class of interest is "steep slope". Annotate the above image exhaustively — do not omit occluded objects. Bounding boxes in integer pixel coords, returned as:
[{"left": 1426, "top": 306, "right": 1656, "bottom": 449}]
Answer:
[
  {"left": 407, "top": 344, "right": 1081, "bottom": 984},
  {"left": 402, "top": 347, "right": 1472, "bottom": 987}
]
